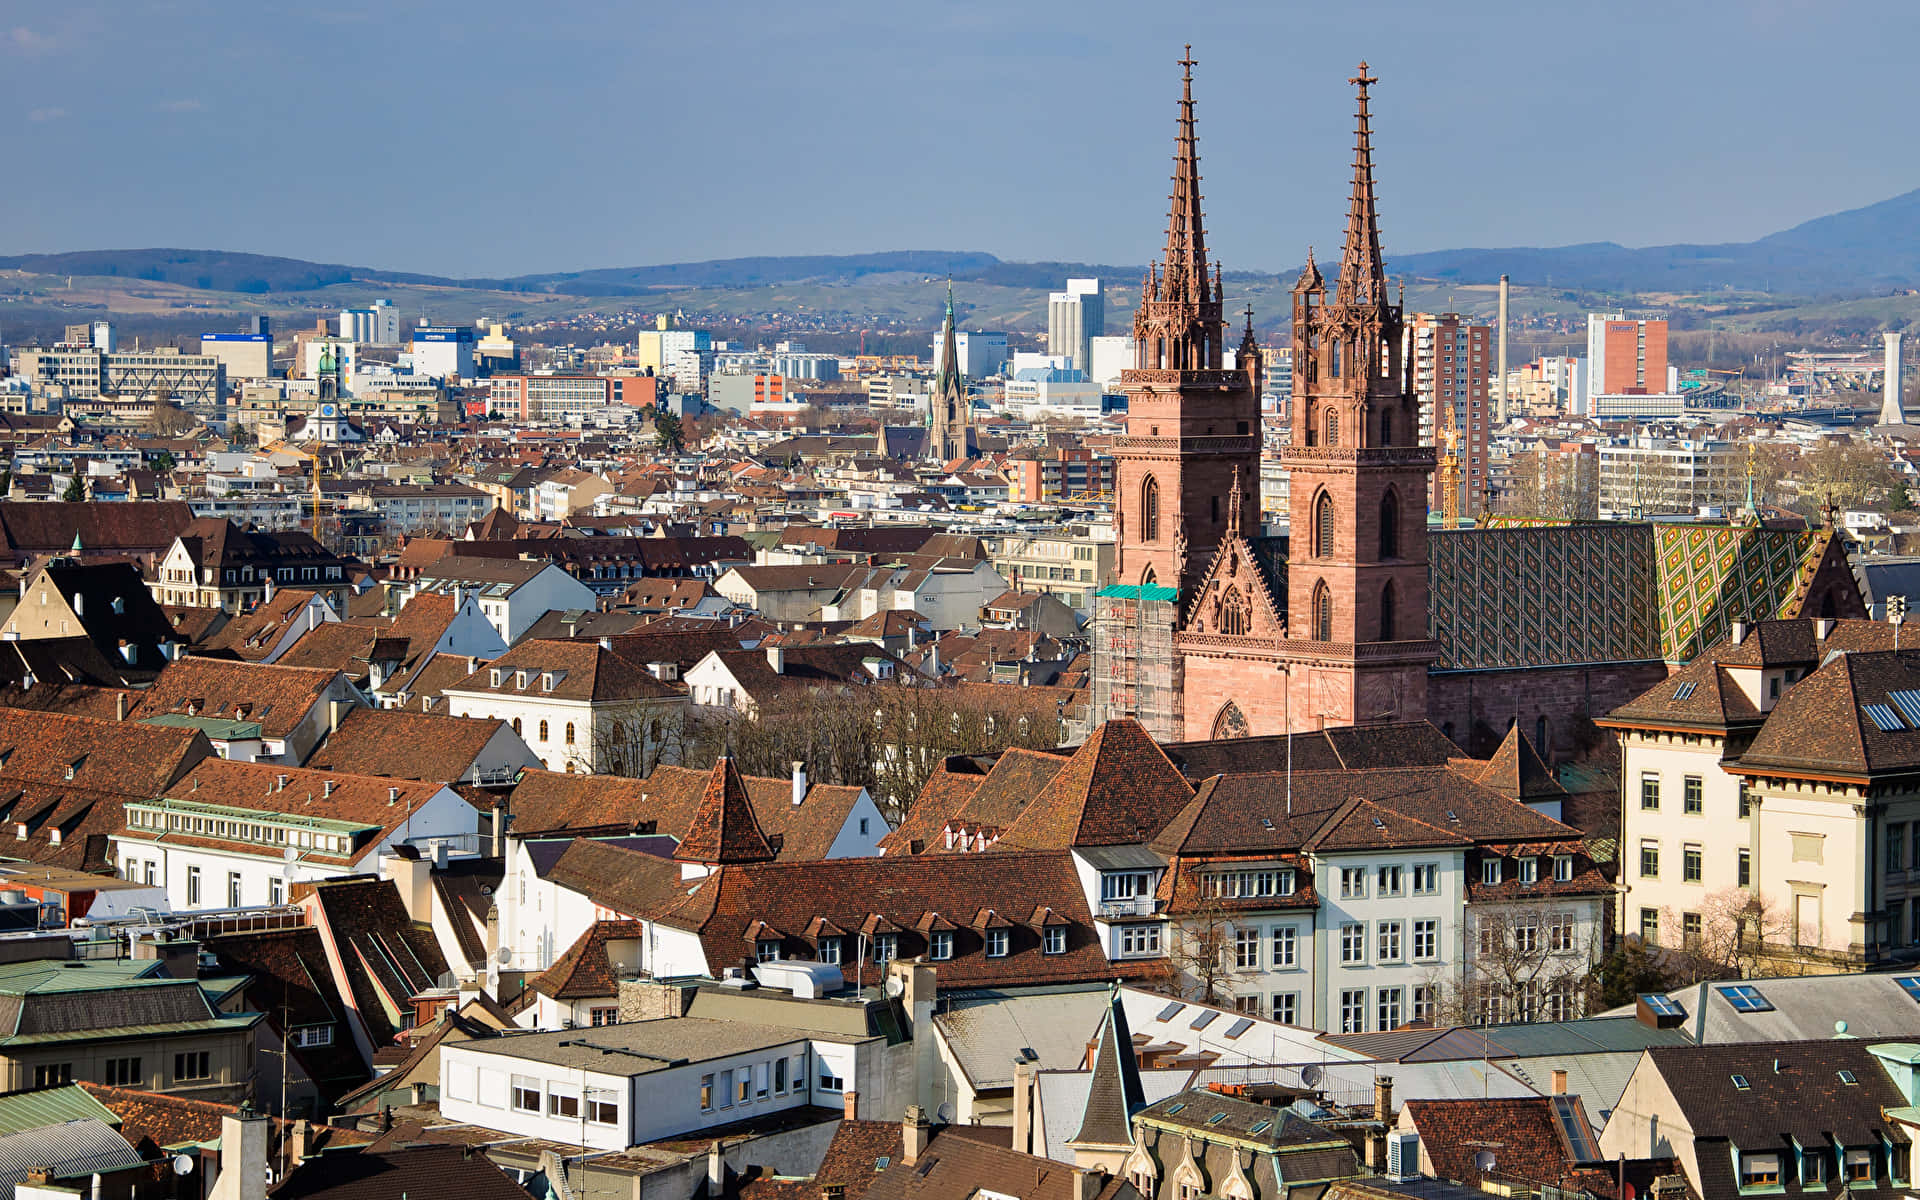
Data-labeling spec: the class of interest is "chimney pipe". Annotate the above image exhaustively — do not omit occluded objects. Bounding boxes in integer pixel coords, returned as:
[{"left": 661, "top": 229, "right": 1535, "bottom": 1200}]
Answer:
[
  {"left": 114, "top": 692, "right": 127, "bottom": 722},
  {"left": 767, "top": 645, "right": 785, "bottom": 674},
  {"left": 791, "top": 762, "right": 806, "bottom": 806},
  {"left": 1497, "top": 275, "right": 1510, "bottom": 424},
  {"left": 1731, "top": 620, "right": 1748, "bottom": 645},
  {"left": 706, "top": 1143, "right": 725, "bottom": 1191},
  {"left": 1551, "top": 1069, "right": 1568, "bottom": 1095},
  {"left": 902, "top": 1106, "right": 930, "bottom": 1167}
]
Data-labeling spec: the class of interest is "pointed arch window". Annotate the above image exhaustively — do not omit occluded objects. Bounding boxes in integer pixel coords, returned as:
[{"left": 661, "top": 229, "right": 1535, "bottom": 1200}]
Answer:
[
  {"left": 1379, "top": 489, "right": 1399, "bottom": 560},
  {"left": 1330, "top": 340, "right": 1343, "bottom": 379},
  {"left": 1380, "top": 580, "right": 1397, "bottom": 642},
  {"left": 1379, "top": 409, "right": 1392, "bottom": 446},
  {"left": 1325, "top": 409, "right": 1340, "bottom": 447},
  {"left": 1217, "top": 586, "right": 1251, "bottom": 637},
  {"left": 1314, "top": 492, "right": 1335, "bottom": 559},
  {"left": 1312, "top": 582, "right": 1333, "bottom": 642},
  {"left": 1143, "top": 475, "right": 1161, "bottom": 543}
]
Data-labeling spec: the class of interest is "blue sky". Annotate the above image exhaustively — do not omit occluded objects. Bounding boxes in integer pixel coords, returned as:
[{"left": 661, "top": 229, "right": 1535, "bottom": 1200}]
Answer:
[{"left": 0, "top": 0, "right": 1911, "bottom": 277}]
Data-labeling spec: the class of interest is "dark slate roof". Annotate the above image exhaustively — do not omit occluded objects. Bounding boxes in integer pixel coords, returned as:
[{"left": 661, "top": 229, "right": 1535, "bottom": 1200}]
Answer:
[
  {"left": 1069, "top": 987, "right": 1144, "bottom": 1148},
  {"left": 1645, "top": 1039, "right": 1908, "bottom": 1152},
  {"left": 272, "top": 1143, "right": 536, "bottom": 1200},
  {"left": 862, "top": 1134, "right": 1135, "bottom": 1200},
  {"left": 1160, "top": 721, "right": 1463, "bottom": 778}
]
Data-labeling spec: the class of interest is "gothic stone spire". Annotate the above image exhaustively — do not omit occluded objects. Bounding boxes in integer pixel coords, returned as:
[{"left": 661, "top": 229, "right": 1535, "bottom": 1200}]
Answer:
[
  {"left": 1161, "top": 45, "right": 1210, "bottom": 310},
  {"left": 1132, "top": 47, "right": 1224, "bottom": 373},
  {"left": 1336, "top": 62, "right": 1388, "bottom": 310}
]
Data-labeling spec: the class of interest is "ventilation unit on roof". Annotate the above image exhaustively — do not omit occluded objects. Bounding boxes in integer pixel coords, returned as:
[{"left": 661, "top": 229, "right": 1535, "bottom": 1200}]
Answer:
[{"left": 1386, "top": 1132, "right": 1421, "bottom": 1182}]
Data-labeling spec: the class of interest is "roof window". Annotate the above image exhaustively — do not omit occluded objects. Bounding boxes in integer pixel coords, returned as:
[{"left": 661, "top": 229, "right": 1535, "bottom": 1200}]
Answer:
[
  {"left": 1673, "top": 680, "right": 1698, "bottom": 700},
  {"left": 1731, "top": 1074, "right": 1750, "bottom": 1090},
  {"left": 1718, "top": 984, "right": 1773, "bottom": 1013}
]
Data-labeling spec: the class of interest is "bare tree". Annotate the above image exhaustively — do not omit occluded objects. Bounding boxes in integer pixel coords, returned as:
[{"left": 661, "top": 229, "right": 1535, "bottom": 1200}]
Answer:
[
  {"left": 1160, "top": 882, "right": 1258, "bottom": 1006},
  {"left": 1421, "top": 907, "right": 1599, "bottom": 1025},
  {"left": 1662, "top": 888, "right": 1797, "bottom": 983}
]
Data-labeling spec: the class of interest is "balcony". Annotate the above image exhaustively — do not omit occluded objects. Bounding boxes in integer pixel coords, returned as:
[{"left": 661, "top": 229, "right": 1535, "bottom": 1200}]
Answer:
[{"left": 1098, "top": 896, "right": 1160, "bottom": 919}]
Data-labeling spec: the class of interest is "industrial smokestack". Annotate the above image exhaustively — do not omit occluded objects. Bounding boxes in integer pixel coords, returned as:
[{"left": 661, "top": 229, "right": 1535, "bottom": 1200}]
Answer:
[
  {"left": 1883, "top": 332, "right": 1906, "bottom": 426},
  {"left": 1497, "top": 275, "right": 1510, "bottom": 423}
]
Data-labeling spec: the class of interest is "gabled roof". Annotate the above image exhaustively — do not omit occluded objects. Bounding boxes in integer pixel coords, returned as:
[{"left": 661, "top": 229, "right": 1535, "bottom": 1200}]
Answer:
[
  {"left": 1472, "top": 725, "right": 1567, "bottom": 801},
  {"left": 1644, "top": 1039, "right": 1907, "bottom": 1153},
  {"left": 128, "top": 657, "right": 348, "bottom": 741},
  {"left": 444, "top": 639, "right": 680, "bottom": 702},
  {"left": 675, "top": 757, "right": 778, "bottom": 865},
  {"left": 1737, "top": 649, "right": 1920, "bottom": 777},
  {"left": 998, "top": 718, "right": 1193, "bottom": 849},
  {"left": 308, "top": 709, "right": 516, "bottom": 783}
]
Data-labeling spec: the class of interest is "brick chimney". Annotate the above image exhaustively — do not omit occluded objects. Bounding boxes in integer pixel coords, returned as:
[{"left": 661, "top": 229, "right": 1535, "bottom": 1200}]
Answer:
[
  {"left": 842, "top": 1090, "right": 859, "bottom": 1120},
  {"left": 1374, "top": 1074, "right": 1394, "bottom": 1122}
]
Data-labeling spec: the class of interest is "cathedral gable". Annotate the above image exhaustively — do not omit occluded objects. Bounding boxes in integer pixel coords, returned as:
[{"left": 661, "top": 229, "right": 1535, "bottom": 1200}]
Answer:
[{"left": 1182, "top": 536, "right": 1287, "bottom": 639}]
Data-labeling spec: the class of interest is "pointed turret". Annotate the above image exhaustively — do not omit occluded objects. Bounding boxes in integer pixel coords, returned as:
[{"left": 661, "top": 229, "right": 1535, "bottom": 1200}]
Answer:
[
  {"left": 675, "top": 756, "right": 776, "bottom": 865},
  {"left": 1336, "top": 62, "right": 1388, "bottom": 310},
  {"left": 1067, "top": 985, "right": 1145, "bottom": 1153}
]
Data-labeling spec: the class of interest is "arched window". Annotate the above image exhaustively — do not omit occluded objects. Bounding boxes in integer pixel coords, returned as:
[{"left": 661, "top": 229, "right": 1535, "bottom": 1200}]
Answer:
[
  {"left": 1211, "top": 701, "right": 1250, "bottom": 740},
  {"left": 1379, "top": 489, "right": 1399, "bottom": 560},
  {"left": 1380, "top": 410, "right": 1392, "bottom": 446},
  {"left": 512, "top": 718, "right": 522, "bottom": 735},
  {"left": 1314, "top": 492, "right": 1335, "bottom": 559},
  {"left": 1211, "top": 496, "right": 1220, "bottom": 525},
  {"left": 1325, "top": 409, "right": 1340, "bottom": 447},
  {"left": 1217, "top": 586, "right": 1251, "bottom": 636},
  {"left": 1330, "top": 340, "right": 1343, "bottom": 378},
  {"left": 564, "top": 722, "right": 575, "bottom": 746},
  {"left": 538, "top": 719, "right": 549, "bottom": 742},
  {"left": 1312, "top": 582, "right": 1333, "bottom": 642},
  {"left": 1380, "top": 580, "right": 1397, "bottom": 641},
  {"left": 1142, "top": 475, "right": 1161, "bottom": 543}
]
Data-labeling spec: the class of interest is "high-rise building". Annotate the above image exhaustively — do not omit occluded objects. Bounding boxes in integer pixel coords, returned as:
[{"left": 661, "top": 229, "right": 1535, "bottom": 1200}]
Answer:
[
  {"left": 410, "top": 326, "right": 475, "bottom": 380},
  {"left": 1048, "top": 278, "right": 1104, "bottom": 373},
  {"left": 1405, "top": 313, "right": 1491, "bottom": 516},
  {"left": 933, "top": 330, "right": 1008, "bottom": 380},
  {"left": 1586, "top": 313, "right": 1668, "bottom": 402}
]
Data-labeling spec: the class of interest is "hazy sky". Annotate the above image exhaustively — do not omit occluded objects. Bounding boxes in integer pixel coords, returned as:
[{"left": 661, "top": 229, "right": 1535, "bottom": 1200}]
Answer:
[{"left": 1, "top": 0, "right": 1912, "bottom": 277}]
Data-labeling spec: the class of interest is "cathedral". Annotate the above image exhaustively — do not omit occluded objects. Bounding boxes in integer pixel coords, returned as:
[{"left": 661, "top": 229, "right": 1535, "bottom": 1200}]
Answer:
[{"left": 1089, "top": 57, "right": 1864, "bottom": 758}]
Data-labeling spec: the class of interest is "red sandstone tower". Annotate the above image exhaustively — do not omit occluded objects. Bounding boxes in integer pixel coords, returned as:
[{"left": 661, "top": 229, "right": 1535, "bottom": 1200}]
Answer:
[
  {"left": 1111, "top": 49, "right": 1258, "bottom": 603},
  {"left": 1279, "top": 63, "right": 1436, "bottom": 726}
]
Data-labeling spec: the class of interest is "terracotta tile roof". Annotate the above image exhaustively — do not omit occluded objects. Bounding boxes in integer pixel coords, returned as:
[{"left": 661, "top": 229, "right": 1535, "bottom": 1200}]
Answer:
[
  {"left": 308, "top": 709, "right": 516, "bottom": 783},
  {"left": 1737, "top": 648, "right": 1920, "bottom": 777},
  {"left": 0, "top": 501, "right": 193, "bottom": 560},
  {"left": 77, "top": 1082, "right": 371, "bottom": 1158},
  {"left": 199, "top": 927, "right": 369, "bottom": 1100},
  {"left": 887, "top": 748, "right": 1068, "bottom": 853},
  {"left": 309, "top": 876, "right": 452, "bottom": 1048},
  {"left": 200, "top": 588, "right": 329, "bottom": 661},
  {"left": 677, "top": 757, "right": 778, "bottom": 864},
  {"left": 532, "top": 920, "right": 646, "bottom": 1000},
  {"left": 862, "top": 1134, "right": 1135, "bottom": 1200},
  {"left": 444, "top": 639, "right": 680, "bottom": 702},
  {"left": 707, "top": 644, "right": 907, "bottom": 706},
  {"left": 1160, "top": 721, "right": 1464, "bottom": 777},
  {"left": 1472, "top": 726, "right": 1567, "bottom": 800},
  {"left": 543, "top": 838, "right": 700, "bottom": 924},
  {"left": 128, "top": 657, "right": 347, "bottom": 741},
  {"left": 997, "top": 719, "right": 1193, "bottom": 849},
  {"left": 1404, "top": 1096, "right": 1597, "bottom": 1188},
  {"left": 601, "top": 628, "right": 757, "bottom": 672}
]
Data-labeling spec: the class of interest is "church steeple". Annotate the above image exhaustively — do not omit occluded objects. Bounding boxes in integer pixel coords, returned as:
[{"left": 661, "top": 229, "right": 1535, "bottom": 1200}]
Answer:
[
  {"left": 928, "top": 278, "right": 973, "bottom": 462},
  {"left": 1132, "top": 47, "right": 1224, "bottom": 373},
  {"left": 1336, "top": 63, "right": 1388, "bottom": 310}
]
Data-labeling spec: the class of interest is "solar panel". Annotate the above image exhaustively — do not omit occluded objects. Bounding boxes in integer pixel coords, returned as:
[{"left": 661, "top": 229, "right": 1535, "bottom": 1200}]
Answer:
[
  {"left": 1863, "top": 703, "right": 1906, "bottom": 732},
  {"left": 1892, "top": 690, "right": 1920, "bottom": 727},
  {"left": 1225, "top": 1018, "right": 1254, "bottom": 1039},
  {"left": 1190, "top": 1010, "right": 1219, "bottom": 1030},
  {"left": 1639, "top": 993, "right": 1686, "bottom": 1018},
  {"left": 1718, "top": 984, "right": 1774, "bottom": 1013},
  {"left": 1673, "top": 681, "right": 1698, "bottom": 700},
  {"left": 1157, "top": 1002, "right": 1185, "bottom": 1022}
]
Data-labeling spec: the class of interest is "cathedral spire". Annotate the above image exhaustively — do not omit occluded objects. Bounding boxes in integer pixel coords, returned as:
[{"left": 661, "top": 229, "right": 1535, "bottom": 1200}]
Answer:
[
  {"left": 1336, "top": 62, "right": 1387, "bottom": 309},
  {"left": 1159, "top": 45, "right": 1210, "bottom": 311}
]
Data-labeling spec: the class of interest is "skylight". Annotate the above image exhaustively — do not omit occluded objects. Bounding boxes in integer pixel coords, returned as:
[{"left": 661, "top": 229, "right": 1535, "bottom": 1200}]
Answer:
[
  {"left": 1206, "top": 1112, "right": 1228, "bottom": 1125},
  {"left": 1863, "top": 703, "right": 1906, "bottom": 732},
  {"left": 1250, "top": 1120, "right": 1272, "bottom": 1135},
  {"left": 1673, "top": 680, "right": 1698, "bottom": 701},
  {"left": 1166, "top": 1102, "right": 1186, "bottom": 1115},
  {"left": 1899, "top": 977, "right": 1920, "bottom": 1002},
  {"left": 1157, "top": 1002, "right": 1186, "bottom": 1022},
  {"left": 1732, "top": 1074, "right": 1751, "bottom": 1090},
  {"left": 1191, "top": 1010, "right": 1219, "bottom": 1031},
  {"left": 1892, "top": 690, "right": 1920, "bottom": 727},
  {"left": 1839, "top": 1070, "right": 1858, "bottom": 1085},
  {"left": 1640, "top": 993, "right": 1686, "bottom": 1018},
  {"left": 1718, "top": 984, "right": 1774, "bottom": 1013},
  {"left": 1225, "top": 1018, "right": 1254, "bottom": 1039}
]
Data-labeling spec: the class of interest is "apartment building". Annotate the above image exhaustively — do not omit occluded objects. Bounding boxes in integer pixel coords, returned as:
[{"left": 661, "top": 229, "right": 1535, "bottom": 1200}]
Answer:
[
  {"left": 982, "top": 529, "right": 1112, "bottom": 614},
  {"left": 1600, "top": 618, "right": 1915, "bottom": 969},
  {"left": 13, "top": 345, "right": 226, "bottom": 407},
  {"left": 1597, "top": 437, "right": 1741, "bottom": 518},
  {"left": 1003, "top": 445, "right": 1117, "bottom": 505},
  {"left": 1405, "top": 313, "right": 1491, "bottom": 516}
]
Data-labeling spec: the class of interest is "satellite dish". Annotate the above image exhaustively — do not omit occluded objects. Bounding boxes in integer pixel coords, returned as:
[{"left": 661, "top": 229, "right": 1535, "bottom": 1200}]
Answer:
[
  {"left": 884, "top": 976, "right": 904, "bottom": 998},
  {"left": 935, "top": 1102, "right": 955, "bottom": 1124},
  {"left": 1300, "top": 1065, "right": 1323, "bottom": 1087},
  {"left": 495, "top": 946, "right": 512, "bottom": 965},
  {"left": 1474, "top": 1151, "right": 1497, "bottom": 1173},
  {"left": 172, "top": 1156, "right": 194, "bottom": 1176}
]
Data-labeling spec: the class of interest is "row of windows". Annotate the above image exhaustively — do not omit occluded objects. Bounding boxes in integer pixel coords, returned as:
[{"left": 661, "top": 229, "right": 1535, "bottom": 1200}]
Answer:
[
  {"left": 122, "top": 859, "right": 285, "bottom": 908},
  {"left": 127, "top": 809, "right": 350, "bottom": 854},
  {"left": 698, "top": 1055, "right": 806, "bottom": 1112},
  {"left": 1336, "top": 918, "right": 1441, "bottom": 965},
  {"left": 1481, "top": 855, "right": 1576, "bottom": 886},
  {"left": 1639, "top": 841, "right": 1754, "bottom": 886},
  {"left": 763, "top": 926, "right": 1061, "bottom": 965},
  {"left": 34, "top": 1052, "right": 208, "bottom": 1090},
  {"left": 1337, "top": 863, "right": 1440, "bottom": 899},
  {"left": 1337, "top": 985, "right": 1437, "bottom": 1033}
]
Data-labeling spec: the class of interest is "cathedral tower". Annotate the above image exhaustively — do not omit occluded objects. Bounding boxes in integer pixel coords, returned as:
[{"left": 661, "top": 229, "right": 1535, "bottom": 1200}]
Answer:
[
  {"left": 1279, "top": 64, "right": 1436, "bottom": 725},
  {"left": 1112, "top": 49, "right": 1259, "bottom": 602}
]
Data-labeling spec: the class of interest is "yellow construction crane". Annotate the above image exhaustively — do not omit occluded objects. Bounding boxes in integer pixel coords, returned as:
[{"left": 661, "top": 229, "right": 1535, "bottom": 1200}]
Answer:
[
  {"left": 1438, "top": 396, "right": 1462, "bottom": 527},
  {"left": 261, "top": 440, "right": 325, "bottom": 534}
]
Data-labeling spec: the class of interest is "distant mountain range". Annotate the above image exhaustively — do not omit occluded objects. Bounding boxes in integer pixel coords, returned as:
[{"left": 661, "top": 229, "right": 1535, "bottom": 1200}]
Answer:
[{"left": 8, "top": 187, "right": 1920, "bottom": 298}]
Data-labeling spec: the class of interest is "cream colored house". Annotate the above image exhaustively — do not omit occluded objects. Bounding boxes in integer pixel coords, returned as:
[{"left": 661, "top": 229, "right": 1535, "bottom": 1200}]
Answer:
[{"left": 1601, "top": 617, "right": 1916, "bottom": 969}]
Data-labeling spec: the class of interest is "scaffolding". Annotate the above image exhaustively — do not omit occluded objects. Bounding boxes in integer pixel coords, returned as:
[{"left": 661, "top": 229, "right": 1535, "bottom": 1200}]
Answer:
[{"left": 1086, "top": 583, "right": 1183, "bottom": 741}]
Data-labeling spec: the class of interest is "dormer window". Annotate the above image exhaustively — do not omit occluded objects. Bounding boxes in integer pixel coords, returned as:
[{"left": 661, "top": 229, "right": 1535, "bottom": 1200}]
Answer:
[
  {"left": 1044, "top": 926, "right": 1066, "bottom": 955},
  {"left": 514, "top": 670, "right": 527, "bottom": 690},
  {"left": 489, "top": 669, "right": 502, "bottom": 687},
  {"left": 1482, "top": 859, "right": 1503, "bottom": 885},
  {"left": 929, "top": 931, "right": 953, "bottom": 960},
  {"left": 1518, "top": 858, "right": 1538, "bottom": 885},
  {"left": 541, "top": 672, "right": 555, "bottom": 692},
  {"left": 755, "top": 938, "right": 781, "bottom": 963},
  {"left": 1554, "top": 855, "right": 1574, "bottom": 882},
  {"left": 1740, "top": 1153, "right": 1781, "bottom": 1190}
]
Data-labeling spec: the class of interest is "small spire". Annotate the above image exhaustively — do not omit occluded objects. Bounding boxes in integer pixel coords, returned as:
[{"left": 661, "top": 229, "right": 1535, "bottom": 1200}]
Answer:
[{"left": 1227, "top": 467, "right": 1244, "bottom": 539}]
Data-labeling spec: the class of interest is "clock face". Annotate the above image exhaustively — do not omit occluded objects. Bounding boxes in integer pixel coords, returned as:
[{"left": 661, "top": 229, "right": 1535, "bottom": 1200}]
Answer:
[{"left": 318, "top": 403, "right": 337, "bottom": 418}]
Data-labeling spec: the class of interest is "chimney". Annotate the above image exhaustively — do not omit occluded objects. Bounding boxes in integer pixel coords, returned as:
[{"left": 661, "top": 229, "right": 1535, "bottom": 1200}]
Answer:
[
  {"left": 767, "top": 645, "right": 785, "bottom": 674},
  {"left": 289, "top": 1119, "right": 312, "bottom": 1165},
  {"left": 1731, "top": 620, "right": 1748, "bottom": 645},
  {"left": 1374, "top": 1075, "right": 1394, "bottom": 1123},
  {"left": 1073, "top": 1169, "right": 1104, "bottom": 1200},
  {"left": 842, "top": 1090, "right": 859, "bottom": 1120},
  {"left": 902, "top": 1106, "right": 930, "bottom": 1167},
  {"left": 1012, "top": 1059, "right": 1037, "bottom": 1155},
  {"left": 1551, "top": 1069, "right": 1568, "bottom": 1095},
  {"left": 791, "top": 762, "right": 806, "bottom": 806},
  {"left": 210, "top": 1108, "right": 270, "bottom": 1200},
  {"left": 491, "top": 800, "right": 509, "bottom": 857},
  {"left": 706, "top": 1142, "right": 725, "bottom": 1192},
  {"left": 114, "top": 692, "right": 127, "bottom": 722},
  {"left": 1816, "top": 617, "right": 1836, "bottom": 641}
]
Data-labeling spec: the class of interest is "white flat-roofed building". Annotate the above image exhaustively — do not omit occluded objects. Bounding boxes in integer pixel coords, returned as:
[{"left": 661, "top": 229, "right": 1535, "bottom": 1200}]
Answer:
[{"left": 437, "top": 1016, "right": 882, "bottom": 1149}]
